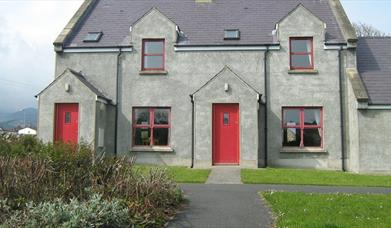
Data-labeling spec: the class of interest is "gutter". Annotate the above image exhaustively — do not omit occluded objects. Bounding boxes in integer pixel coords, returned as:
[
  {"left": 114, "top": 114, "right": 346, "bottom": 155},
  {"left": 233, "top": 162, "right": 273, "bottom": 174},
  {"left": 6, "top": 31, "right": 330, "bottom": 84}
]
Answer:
[
  {"left": 63, "top": 47, "right": 133, "bottom": 53},
  {"left": 338, "top": 47, "right": 346, "bottom": 172},
  {"left": 263, "top": 46, "right": 270, "bottom": 167},
  {"left": 190, "top": 94, "right": 195, "bottom": 168},
  {"left": 175, "top": 44, "right": 280, "bottom": 52},
  {"left": 114, "top": 48, "right": 123, "bottom": 156}
]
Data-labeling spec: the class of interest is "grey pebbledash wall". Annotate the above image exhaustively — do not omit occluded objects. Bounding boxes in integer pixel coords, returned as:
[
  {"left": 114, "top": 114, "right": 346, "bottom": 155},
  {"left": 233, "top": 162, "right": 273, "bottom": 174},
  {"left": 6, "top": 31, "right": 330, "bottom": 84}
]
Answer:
[
  {"left": 267, "top": 6, "right": 343, "bottom": 169},
  {"left": 40, "top": 6, "right": 350, "bottom": 169}
]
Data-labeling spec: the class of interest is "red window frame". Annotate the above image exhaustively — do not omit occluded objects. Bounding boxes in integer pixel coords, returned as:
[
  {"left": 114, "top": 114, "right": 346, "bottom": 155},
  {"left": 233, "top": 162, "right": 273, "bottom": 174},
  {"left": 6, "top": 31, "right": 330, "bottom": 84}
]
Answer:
[
  {"left": 141, "top": 39, "right": 165, "bottom": 71},
  {"left": 289, "top": 37, "right": 314, "bottom": 70},
  {"left": 132, "top": 107, "right": 171, "bottom": 147},
  {"left": 282, "top": 107, "right": 323, "bottom": 148}
]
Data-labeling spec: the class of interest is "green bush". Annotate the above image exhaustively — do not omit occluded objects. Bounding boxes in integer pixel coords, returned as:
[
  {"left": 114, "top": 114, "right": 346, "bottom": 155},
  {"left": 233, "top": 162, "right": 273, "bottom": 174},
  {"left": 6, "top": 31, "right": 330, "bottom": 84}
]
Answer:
[
  {"left": 0, "top": 135, "right": 182, "bottom": 227},
  {"left": 2, "top": 194, "right": 131, "bottom": 228}
]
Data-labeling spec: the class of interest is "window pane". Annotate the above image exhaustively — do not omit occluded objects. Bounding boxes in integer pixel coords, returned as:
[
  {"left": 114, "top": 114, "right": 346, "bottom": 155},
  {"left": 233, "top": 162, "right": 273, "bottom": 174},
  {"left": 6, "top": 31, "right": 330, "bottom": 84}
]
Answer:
[
  {"left": 283, "top": 109, "right": 300, "bottom": 126},
  {"left": 65, "top": 112, "right": 71, "bottom": 124},
  {"left": 304, "top": 109, "right": 321, "bottom": 126},
  {"left": 224, "top": 30, "right": 240, "bottom": 39},
  {"left": 283, "top": 128, "right": 301, "bottom": 147},
  {"left": 303, "top": 128, "right": 322, "bottom": 147},
  {"left": 134, "top": 128, "right": 151, "bottom": 146},
  {"left": 154, "top": 109, "right": 170, "bottom": 125},
  {"left": 291, "top": 39, "right": 311, "bottom": 53},
  {"left": 144, "top": 41, "right": 163, "bottom": 54},
  {"left": 223, "top": 113, "right": 229, "bottom": 125},
  {"left": 153, "top": 128, "right": 169, "bottom": 146},
  {"left": 291, "top": 55, "right": 312, "bottom": 68},
  {"left": 144, "top": 56, "right": 163, "bottom": 69},
  {"left": 134, "top": 109, "right": 149, "bottom": 125}
]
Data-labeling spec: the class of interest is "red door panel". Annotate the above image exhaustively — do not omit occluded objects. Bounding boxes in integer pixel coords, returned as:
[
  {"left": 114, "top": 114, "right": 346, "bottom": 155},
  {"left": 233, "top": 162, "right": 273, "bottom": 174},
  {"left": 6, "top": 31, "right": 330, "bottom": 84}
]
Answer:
[
  {"left": 212, "top": 104, "right": 239, "bottom": 165},
  {"left": 55, "top": 103, "right": 79, "bottom": 144}
]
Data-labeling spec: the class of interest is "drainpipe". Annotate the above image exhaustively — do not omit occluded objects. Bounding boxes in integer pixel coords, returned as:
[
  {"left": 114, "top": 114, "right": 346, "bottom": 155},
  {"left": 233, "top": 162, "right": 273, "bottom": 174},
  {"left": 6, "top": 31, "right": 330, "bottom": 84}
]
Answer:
[
  {"left": 338, "top": 47, "right": 346, "bottom": 171},
  {"left": 263, "top": 46, "right": 270, "bottom": 167},
  {"left": 114, "top": 48, "right": 123, "bottom": 156},
  {"left": 190, "top": 94, "right": 195, "bottom": 168}
]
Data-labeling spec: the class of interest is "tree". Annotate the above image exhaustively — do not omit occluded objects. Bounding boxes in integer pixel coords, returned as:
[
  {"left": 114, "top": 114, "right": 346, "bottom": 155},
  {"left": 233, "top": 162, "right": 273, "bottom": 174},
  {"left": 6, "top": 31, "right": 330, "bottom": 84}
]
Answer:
[{"left": 352, "top": 22, "right": 389, "bottom": 37}]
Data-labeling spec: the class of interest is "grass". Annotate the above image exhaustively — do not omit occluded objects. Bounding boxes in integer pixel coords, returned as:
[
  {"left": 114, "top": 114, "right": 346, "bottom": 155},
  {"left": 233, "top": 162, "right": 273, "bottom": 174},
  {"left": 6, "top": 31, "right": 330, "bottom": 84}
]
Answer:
[
  {"left": 262, "top": 191, "right": 391, "bottom": 228},
  {"left": 135, "top": 165, "right": 211, "bottom": 183},
  {"left": 241, "top": 168, "right": 391, "bottom": 187}
]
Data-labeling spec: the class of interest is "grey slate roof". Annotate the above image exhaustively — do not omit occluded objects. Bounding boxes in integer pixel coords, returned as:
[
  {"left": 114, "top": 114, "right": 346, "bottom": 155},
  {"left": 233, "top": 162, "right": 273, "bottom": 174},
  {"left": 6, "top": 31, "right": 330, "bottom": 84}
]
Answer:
[
  {"left": 36, "top": 68, "right": 111, "bottom": 102},
  {"left": 65, "top": 0, "right": 345, "bottom": 48},
  {"left": 357, "top": 37, "right": 391, "bottom": 105}
]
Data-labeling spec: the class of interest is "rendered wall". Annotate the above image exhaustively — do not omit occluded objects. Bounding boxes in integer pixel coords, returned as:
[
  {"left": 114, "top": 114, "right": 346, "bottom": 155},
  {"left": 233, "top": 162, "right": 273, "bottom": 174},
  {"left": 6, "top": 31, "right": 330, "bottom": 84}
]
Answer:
[
  {"left": 37, "top": 71, "right": 97, "bottom": 146},
  {"left": 267, "top": 6, "right": 343, "bottom": 169}
]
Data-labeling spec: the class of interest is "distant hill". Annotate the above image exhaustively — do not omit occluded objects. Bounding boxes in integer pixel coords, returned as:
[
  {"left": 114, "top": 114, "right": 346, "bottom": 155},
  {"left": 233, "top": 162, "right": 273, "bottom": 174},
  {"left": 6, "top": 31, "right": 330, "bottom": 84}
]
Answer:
[{"left": 0, "top": 108, "right": 37, "bottom": 130}]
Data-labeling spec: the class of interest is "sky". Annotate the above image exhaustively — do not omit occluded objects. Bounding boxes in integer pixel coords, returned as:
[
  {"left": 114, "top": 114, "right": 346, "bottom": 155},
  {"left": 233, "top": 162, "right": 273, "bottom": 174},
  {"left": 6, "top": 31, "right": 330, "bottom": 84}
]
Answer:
[{"left": 0, "top": 0, "right": 390, "bottom": 113}]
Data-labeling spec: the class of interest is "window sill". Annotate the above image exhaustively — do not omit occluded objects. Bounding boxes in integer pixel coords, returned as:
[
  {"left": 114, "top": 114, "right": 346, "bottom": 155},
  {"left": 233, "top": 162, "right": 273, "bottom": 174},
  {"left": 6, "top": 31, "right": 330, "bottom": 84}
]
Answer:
[
  {"left": 288, "top": 69, "right": 319, "bottom": 75},
  {"left": 139, "top": 70, "right": 168, "bottom": 75},
  {"left": 280, "top": 147, "right": 327, "bottom": 153},
  {"left": 131, "top": 146, "right": 174, "bottom": 153}
]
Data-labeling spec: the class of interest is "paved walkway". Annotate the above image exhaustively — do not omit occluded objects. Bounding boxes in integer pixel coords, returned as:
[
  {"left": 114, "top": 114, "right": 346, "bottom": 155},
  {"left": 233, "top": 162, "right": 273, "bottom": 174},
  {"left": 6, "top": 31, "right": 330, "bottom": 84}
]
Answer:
[
  {"left": 206, "top": 167, "right": 242, "bottom": 184},
  {"left": 168, "top": 183, "right": 391, "bottom": 228}
]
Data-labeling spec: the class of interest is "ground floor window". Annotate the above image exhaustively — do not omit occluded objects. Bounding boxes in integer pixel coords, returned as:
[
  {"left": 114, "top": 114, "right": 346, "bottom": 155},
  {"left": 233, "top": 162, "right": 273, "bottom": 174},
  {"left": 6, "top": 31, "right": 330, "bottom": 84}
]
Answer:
[
  {"left": 132, "top": 107, "right": 170, "bottom": 146},
  {"left": 282, "top": 107, "right": 323, "bottom": 148}
]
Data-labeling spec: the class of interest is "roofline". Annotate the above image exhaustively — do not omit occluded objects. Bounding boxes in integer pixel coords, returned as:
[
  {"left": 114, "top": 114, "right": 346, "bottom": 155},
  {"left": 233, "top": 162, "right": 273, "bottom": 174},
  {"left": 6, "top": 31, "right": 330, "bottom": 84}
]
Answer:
[
  {"left": 175, "top": 43, "right": 280, "bottom": 47},
  {"left": 63, "top": 47, "right": 133, "bottom": 53},
  {"left": 132, "top": 7, "right": 178, "bottom": 28},
  {"left": 328, "top": 0, "right": 357, "bottom": 44},
  {"left": 53, "top": 0, "right": 98, "bottom": 52},
  {"left": 175, "top": 44, "right": 280, "bottom": 52},
  {"left": 35, "top": 68, "right": 111, "bottom": 102},
  {"left": 192, "top": 65, "right": 261, "bottom": 95},
  {"left": 346, "top": 68, "right": 369, "bottom": 103},
  {"left": 276, "top": 3, "right": 325, "bottom": 26},
  {"left": 366, "top": 105, "right": 391, "bottom": 110}
]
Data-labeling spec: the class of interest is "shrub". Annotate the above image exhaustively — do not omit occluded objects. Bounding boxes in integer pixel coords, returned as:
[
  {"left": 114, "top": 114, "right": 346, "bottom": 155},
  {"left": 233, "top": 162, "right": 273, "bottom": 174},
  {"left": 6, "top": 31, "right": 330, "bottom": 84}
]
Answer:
[
  {"left": 2, "top": 194, "right": 131, "bottom": 228},
  {"left": 0, "top": 134, "right": 183, "bottom": 227}
]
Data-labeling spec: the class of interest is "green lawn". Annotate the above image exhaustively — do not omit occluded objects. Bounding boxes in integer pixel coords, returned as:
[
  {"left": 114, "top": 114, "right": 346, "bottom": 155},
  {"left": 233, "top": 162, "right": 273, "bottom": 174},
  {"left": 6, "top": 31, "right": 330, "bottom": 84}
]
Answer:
[
  {"left": 262, "top": 192, "right": 391, "bottom": 228},
  {"left": 242, "top": 168, "right": 391, "bottom": 187},
  {"left": 135, "top": 165, "right": 211, "bottom": 183}
]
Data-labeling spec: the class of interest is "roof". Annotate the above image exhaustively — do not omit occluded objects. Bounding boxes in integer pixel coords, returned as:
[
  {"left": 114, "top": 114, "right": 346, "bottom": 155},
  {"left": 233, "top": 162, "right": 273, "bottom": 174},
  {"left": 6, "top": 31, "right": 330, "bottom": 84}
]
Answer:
[
  {"left": 357, "top": 37, "right": 391, "bottom": 105},
  {"left": 36, "top": 68, "right": 111, "bottom": 102},
  {"left": 64, "top": 0, "right": 345, "bottom": 48},
  {"left": 192, "top": 66, "right": 260, "bottom": 95}
]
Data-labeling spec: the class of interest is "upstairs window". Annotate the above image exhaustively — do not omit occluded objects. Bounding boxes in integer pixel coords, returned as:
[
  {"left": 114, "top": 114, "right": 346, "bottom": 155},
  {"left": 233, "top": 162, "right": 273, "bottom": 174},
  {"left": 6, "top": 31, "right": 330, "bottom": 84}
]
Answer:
[
  {"left": 142, "top": 39, "right": 165, "bottom": 71},
  {"left": 282, "top": 107, "right": 323, "bottom": 148},
  {"left": 224, "top": 29, "right": 240, "bottom": 40},
  {"left": 290, "top": 37, "right": 313, "bottom": 70}
]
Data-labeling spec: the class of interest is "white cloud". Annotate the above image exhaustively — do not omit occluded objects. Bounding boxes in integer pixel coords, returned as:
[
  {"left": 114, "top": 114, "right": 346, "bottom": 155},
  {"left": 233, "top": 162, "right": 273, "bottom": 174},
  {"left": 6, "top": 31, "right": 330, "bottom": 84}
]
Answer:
[{"left": 0, "top": 0, "right": 82, "bottom": 112}]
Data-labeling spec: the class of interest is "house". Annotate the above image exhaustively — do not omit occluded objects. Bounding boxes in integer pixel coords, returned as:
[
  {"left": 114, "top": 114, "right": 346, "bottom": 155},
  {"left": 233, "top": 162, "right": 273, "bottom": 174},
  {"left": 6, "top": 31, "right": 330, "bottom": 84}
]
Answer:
[
  {"left": 36, "top": 0, "right": 391, "bottom": 173},
  {"left": 17, "top": 127, "right": 37, "bottom": 136}
]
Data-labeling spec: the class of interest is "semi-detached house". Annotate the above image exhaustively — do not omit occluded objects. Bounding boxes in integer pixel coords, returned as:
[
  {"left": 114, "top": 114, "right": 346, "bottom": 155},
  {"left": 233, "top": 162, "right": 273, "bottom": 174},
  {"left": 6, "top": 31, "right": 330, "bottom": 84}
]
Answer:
[{"left": 36, "top": 0, "right": 391, "bottom": 173}]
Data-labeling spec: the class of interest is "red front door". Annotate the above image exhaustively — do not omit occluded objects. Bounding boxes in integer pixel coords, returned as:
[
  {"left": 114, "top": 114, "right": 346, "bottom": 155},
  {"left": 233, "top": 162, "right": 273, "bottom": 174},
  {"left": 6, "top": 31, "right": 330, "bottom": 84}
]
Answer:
[
  {"left": 55, "top": 103, "right": 79, "bottom": 144},
  {"left": 212, "top": 104, "right": 239, "bottom": 165}
]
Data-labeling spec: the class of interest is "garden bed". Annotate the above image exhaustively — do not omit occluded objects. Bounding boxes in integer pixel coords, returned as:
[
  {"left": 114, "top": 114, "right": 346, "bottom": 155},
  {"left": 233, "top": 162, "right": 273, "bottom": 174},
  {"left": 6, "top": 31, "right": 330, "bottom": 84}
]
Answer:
[{"left": 0, "top": 134, "right": 183, "bottom": 227}]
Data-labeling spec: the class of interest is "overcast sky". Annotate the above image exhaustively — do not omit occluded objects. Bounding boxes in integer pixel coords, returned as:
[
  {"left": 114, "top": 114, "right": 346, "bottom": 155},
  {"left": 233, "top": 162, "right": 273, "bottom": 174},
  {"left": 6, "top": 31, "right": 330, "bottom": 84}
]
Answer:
[{"left": 0, "top": 0, "right": 390, "bottom": 113}]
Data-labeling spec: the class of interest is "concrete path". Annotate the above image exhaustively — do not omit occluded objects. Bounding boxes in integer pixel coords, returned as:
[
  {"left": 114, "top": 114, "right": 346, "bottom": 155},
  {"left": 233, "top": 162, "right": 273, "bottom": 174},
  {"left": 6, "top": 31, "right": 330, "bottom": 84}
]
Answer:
[
  {"left": 206, "top": 167, "right": 242, "bottom": 184},
  {"left": 168, "top": 184, "right": 273, "bottom": 228},
  {"left": 168, "top": 183, "right": 391, "bottom": 228}
]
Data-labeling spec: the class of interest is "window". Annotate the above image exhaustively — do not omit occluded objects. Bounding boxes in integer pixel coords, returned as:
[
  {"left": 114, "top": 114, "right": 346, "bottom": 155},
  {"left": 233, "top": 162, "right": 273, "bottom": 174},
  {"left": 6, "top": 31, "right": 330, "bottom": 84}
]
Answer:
[
  {"left": 65, "top": 112, "right": 71, "bottom": 124},
  {"left": 83, "top": 32, "right": 103, "bottom": 42},
  {"left": 282, "top": 107, "right": 323, "bottom": 148},
  {"left": 142, "top": 39, "right": 165, "bottom": 71},
  {"left": 290, "top": 37, "right": 313, "bottom": 70},
  {"left": 132, "top": 108, "right": 170, "bottom": 146},
  {"left": 224, "top": 29, "right": 240, "bottom": 40},
  {"left": 223, "top": 113, "right": 229, "bottom": 125}
]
